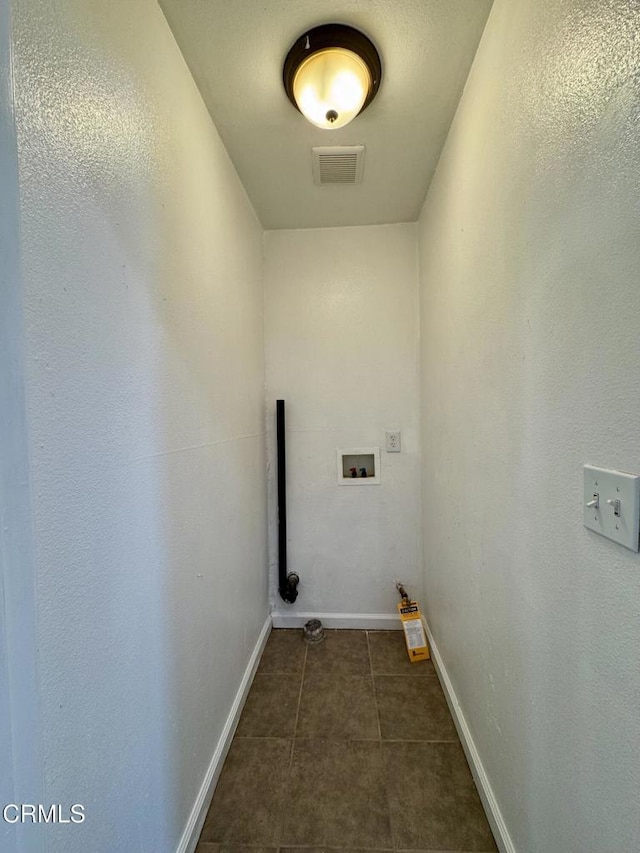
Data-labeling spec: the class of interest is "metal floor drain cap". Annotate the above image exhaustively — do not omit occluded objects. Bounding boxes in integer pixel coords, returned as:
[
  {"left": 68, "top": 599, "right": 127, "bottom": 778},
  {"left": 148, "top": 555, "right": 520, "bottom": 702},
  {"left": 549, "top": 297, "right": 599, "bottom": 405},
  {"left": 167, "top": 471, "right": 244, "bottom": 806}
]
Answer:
[{"left": 303, "top": 619, "right": 325, "bottom": 644}]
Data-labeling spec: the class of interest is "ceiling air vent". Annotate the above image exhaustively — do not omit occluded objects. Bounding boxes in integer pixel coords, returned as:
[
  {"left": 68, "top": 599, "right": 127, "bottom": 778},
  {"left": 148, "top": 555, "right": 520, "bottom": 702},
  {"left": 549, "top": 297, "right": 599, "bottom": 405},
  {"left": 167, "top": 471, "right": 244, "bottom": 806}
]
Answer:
[{"left": 312, "top": 145, "right": 365, "bottom": 185}]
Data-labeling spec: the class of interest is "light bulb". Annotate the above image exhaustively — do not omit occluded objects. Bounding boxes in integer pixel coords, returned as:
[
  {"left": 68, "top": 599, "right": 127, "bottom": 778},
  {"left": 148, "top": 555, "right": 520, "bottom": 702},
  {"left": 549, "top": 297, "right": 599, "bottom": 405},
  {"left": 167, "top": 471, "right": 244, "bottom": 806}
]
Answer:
[{"left": 292, "top": 47, "right": 371, "bottom": 129}]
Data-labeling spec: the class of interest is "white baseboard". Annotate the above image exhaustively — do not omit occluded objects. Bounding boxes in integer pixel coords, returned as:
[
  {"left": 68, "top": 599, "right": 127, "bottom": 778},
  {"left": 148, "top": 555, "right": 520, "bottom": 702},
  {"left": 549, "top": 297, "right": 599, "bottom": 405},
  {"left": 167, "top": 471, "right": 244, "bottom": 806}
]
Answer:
[
  {"left": 176, "top": 614, "right": 272, "bottom": 853},
  {"left": 271, "top": 610, "right": 402, "bottom": 630},
  {"left": 423, "top": 619, "right": 516, "bottom": 853}
]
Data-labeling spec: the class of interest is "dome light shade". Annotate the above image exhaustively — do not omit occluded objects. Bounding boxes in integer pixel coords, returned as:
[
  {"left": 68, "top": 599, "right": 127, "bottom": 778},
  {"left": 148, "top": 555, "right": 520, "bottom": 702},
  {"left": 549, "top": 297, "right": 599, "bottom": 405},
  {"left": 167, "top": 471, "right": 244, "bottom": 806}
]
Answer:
[
  {"left": 293, "top": 48, "right": 369, "bottom": 129},
  {"left": 283, "top": 24, "right": 382, "bottom": 130}
]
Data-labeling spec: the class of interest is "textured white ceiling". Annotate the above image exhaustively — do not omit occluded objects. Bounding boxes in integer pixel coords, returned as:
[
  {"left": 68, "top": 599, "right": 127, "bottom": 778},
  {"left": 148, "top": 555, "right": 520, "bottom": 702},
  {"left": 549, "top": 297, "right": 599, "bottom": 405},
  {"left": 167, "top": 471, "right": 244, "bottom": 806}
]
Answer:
[{"left": 159, "top": 0, "right": 493, "bottom": 230}]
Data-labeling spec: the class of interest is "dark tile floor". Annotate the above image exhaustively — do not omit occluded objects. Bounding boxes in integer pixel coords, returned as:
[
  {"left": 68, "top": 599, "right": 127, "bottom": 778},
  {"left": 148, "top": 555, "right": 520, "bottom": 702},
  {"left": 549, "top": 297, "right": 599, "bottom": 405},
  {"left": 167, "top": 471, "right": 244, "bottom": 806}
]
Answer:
[{"left": 197, "top": 629, "right": 497, "bottom": 853}]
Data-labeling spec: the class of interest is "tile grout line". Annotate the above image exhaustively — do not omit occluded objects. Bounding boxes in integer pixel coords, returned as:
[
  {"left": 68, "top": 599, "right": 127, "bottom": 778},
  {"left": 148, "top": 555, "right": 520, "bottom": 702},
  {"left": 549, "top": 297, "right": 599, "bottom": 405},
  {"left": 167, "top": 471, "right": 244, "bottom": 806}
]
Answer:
[
  {"left": 381, "top": 737, "right": 460, "bottom": 743},
  {"left": 366, "top": 630, "right": 397, "bottom": 853},
  {"left": 276, "top": 638, "right": 307, "bottom": 849},
  {"left": 293, "top": 639, "right": 308, "bottom": 738},
  {"left": 276, "top": 848, "right": 395, "bottom": 852},
  {"left": 234, "top": 734, "right": 459, "bottom": 742},
  {"left": 365, "top": 630, "right": 383, "bottom": 743}
]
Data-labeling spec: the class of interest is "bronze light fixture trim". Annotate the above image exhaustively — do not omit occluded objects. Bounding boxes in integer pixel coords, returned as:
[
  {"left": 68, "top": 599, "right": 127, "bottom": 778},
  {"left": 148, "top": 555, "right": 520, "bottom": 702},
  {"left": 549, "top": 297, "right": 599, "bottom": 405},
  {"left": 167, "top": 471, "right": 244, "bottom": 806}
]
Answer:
[{"left": 283, "top": 23, "right": 382, "bottom": 129}]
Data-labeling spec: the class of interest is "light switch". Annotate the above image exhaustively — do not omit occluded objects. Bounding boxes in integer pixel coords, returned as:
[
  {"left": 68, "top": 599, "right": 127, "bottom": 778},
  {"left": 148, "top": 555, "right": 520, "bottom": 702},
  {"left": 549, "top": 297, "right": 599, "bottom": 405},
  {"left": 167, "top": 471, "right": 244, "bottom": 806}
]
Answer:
[{"left": 583, "top": 465, "right": 640, "bottom": 552}]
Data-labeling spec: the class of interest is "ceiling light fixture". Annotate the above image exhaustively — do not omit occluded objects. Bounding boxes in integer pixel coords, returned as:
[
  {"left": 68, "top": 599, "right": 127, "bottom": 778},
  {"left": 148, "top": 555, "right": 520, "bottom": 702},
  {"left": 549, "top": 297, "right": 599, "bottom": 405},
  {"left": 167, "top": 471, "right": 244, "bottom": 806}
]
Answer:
[{"left": 283, "top": 24, "right": 382, "bottom": 130}]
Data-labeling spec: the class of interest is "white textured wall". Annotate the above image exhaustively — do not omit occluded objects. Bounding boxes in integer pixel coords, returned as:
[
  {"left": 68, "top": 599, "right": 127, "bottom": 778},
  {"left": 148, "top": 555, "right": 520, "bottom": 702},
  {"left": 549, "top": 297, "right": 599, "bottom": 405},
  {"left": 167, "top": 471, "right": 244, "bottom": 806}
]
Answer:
[
  {"left": 9, "top": 1, "right": 267, "bottom": 851},
  {"left": 0, "top": 0, "right": 18, "bottom": 840},
  {"left": 264, "top": 225, "right": 422, "bottom": 616},
  {"left": 418, "top": 1, "right": 640, "bottom": 851},
  {"left": 0, "top": 4, "right": 35, "bottom": 851}
]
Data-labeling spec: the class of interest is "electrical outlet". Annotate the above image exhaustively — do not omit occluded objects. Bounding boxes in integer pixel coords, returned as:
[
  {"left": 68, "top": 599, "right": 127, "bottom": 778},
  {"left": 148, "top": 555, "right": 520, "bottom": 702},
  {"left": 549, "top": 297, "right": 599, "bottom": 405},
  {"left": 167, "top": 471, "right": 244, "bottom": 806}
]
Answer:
[{"left": 385, "top": 430, "right": 401, "bottom": 452}]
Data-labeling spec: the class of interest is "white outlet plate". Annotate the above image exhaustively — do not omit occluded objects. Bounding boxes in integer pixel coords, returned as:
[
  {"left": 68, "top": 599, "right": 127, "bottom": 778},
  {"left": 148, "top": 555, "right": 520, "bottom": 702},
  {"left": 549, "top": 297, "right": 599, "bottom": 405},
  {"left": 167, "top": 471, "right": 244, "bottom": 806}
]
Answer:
[
  {"left": 385, "top": 430, "right": 401, "bottom": 452},
  {"left": 583, "top": 465, "right": 640, "bottom": 552}
]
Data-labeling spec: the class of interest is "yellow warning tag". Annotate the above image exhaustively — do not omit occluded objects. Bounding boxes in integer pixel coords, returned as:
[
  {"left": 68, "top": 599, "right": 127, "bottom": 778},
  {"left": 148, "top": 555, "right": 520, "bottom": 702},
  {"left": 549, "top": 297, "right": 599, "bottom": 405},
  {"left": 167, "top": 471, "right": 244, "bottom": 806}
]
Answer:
[{"left": 398, "top": 600, "right": 430, "bottom": 662}]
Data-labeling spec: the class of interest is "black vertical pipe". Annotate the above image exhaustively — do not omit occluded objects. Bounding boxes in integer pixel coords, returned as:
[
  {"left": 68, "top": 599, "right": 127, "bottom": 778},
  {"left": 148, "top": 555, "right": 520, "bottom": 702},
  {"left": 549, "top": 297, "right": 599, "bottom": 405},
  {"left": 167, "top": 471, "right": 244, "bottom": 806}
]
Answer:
[
  {"left": 276, "top": 400, "right": 287, "bottom": 584},
  {"left": 276, "top": 400, "right": 299, "bottom": 603}
]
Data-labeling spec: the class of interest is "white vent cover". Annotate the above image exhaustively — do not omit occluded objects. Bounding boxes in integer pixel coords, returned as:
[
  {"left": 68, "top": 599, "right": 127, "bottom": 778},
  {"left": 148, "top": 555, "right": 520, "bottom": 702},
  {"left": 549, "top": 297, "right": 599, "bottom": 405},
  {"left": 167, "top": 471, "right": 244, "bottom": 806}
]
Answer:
[{"left": 312, "top": 145, "right": 365, "bottom": 185}]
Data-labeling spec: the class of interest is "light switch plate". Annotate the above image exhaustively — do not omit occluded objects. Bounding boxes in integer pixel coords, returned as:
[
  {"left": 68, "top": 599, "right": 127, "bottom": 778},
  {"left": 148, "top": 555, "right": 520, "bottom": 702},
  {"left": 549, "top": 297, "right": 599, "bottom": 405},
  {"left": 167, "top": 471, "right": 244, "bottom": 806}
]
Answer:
[{"left": 583, "top": 465, "right": 640, "bottom": 552}]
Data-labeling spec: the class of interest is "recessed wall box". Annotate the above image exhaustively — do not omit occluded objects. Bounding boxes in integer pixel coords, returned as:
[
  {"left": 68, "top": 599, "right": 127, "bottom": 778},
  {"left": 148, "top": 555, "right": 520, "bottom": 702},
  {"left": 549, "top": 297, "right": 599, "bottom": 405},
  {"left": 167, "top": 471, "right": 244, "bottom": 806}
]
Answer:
[{"left": 337, "top": 447, "right": 381, "bottom": 485}]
